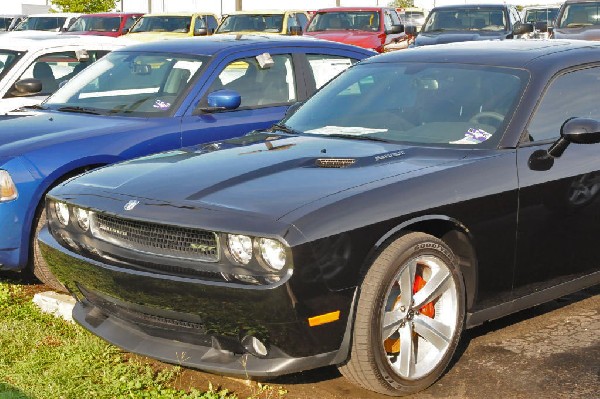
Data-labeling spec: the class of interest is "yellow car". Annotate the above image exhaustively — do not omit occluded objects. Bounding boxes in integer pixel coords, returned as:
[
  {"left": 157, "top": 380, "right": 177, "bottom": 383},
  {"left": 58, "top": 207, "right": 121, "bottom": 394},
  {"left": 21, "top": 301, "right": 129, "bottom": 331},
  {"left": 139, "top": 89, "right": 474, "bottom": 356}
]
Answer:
[
  {"left": 124, "top": 13, "right": 219, "bottom": 42},
  {"left": 215, "top": 10, "right": 309, "bottom": 35}
]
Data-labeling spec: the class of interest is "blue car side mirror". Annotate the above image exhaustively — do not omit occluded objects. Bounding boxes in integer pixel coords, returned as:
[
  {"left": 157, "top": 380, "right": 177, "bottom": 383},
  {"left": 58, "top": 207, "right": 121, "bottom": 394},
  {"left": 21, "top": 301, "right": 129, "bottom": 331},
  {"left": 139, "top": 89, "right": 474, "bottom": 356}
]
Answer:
[{"left": 198, "top": 90, "right": 242, "bottom": 113}]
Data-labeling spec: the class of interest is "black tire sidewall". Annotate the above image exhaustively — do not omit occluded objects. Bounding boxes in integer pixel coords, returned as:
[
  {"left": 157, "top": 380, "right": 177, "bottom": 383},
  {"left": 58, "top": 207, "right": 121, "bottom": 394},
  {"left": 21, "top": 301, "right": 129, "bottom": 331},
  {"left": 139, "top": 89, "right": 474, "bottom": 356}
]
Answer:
[{"left": 361, "top": 233, "right": 466, "bottom": 394}]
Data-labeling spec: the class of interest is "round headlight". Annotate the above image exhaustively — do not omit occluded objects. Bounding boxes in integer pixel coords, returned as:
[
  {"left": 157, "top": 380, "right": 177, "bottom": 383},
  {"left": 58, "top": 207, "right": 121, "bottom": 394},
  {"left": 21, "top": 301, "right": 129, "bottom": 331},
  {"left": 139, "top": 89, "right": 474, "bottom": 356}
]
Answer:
[
  {"left": 227, "top": 234, "right": 253, "bottom": 265},
  {"left": 75, "top": 207, "right": 90, "bottom": 231},
  {"left": 258, "top": 238, "right": 286, "bottom": 271},
  {"left": 54, "top": 202, "right": 70, "bottom": 226}
]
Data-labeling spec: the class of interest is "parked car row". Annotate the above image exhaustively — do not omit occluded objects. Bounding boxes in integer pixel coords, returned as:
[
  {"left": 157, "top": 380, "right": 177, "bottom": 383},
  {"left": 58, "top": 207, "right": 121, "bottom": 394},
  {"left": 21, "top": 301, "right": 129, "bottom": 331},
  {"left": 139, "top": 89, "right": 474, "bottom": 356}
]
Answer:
[{"left": 0, "top": 5, "right": 599, "bottom": 399}]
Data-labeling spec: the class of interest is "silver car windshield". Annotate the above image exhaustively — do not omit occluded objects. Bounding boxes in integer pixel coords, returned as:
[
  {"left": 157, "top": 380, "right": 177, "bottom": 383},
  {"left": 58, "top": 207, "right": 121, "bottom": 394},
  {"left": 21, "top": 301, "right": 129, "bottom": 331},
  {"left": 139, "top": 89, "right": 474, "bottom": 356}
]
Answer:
[
  {"left": 45, "top": 52, "right": 207, "bottom": 116},
  {"left": 557, "top": 3, "right": 600, "bottom": 28},
  {"left": 285, "top": 62, "right": 528, "bottom": 148},
  {"left": 423, "top": 8, "right": 507, "bottom": 32}
]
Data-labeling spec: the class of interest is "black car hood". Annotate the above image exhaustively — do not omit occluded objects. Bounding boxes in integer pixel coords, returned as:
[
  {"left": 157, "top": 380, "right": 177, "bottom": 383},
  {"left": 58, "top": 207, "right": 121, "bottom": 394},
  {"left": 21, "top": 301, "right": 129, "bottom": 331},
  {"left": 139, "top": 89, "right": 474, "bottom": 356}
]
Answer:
[
  {"left": 415, "top": 31, "right": 507, "bottom": 46},
  {"left": 61, "top": 133, "right": 469, "bottom": 220}
]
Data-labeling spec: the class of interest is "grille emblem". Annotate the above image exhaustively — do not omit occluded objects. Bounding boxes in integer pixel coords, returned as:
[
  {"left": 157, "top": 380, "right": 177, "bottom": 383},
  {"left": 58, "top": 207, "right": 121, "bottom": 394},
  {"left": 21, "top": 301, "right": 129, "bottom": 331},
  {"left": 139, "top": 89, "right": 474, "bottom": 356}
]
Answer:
[{"left": 124, "top": 200, "right": 140, "bottom": 211}]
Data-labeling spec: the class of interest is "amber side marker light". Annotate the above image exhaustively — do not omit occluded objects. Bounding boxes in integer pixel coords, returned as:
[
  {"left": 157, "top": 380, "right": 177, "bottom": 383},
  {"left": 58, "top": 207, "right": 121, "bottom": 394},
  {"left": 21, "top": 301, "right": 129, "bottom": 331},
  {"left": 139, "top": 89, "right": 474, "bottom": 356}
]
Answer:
[{"left": 308, "top": 310, "right": 340, "bottom": 327}]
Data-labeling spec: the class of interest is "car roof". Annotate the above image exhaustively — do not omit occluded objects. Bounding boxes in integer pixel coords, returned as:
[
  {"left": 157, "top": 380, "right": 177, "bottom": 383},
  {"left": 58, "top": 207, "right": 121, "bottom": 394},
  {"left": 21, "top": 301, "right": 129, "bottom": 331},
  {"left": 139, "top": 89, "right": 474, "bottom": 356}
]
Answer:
[
  {"left": 563, "top": 0, "right": 600, "bottom": 4},
  {"left": 315, "top": 7, "right": 393, "bottom": 12},
  {"left": 24, "top": 13, "right": 81, "bottom": 17},
  {"left": 365, "top": 40, "right": 600, "bottom": 69},
  {"left": 432, "top": 4, "right": 508, "bottom": 10},
  {"left": 115, "top": 34, "right": 374, "bottom": 56},
  {"left": 139, "top": 13, "right": 214, "bottom": 17},
  {"left": 0, "top": 34, "right": 120, "bottom": 51},
  {"left": 225, "top": 10, "right": 306, "bottom": 14},
  {"left": 78, "top": 12, "right": 144, "bottom": 17}
]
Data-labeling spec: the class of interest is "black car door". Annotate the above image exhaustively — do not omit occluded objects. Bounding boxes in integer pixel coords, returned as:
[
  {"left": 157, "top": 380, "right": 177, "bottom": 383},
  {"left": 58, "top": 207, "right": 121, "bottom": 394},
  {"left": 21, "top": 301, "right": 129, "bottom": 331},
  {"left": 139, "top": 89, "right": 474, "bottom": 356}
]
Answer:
[{"left": 515, "top": 65, "right": 600, "bottom": 297}]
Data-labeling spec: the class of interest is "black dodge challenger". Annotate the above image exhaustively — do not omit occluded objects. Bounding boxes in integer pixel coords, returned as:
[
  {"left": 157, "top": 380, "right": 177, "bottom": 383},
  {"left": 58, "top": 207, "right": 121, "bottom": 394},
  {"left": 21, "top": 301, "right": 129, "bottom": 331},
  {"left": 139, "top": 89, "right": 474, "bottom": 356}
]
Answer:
[{"left": 39, "top": 40, "right": 600, "bottom": 396}]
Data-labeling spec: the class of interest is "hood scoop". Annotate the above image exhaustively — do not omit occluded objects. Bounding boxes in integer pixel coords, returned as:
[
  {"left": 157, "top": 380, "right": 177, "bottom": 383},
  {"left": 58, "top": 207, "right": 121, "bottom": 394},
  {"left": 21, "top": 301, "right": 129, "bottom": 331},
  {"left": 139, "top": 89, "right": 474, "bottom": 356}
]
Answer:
[{"left": 315, "top": 158, "right": 356, "bottom": 168}]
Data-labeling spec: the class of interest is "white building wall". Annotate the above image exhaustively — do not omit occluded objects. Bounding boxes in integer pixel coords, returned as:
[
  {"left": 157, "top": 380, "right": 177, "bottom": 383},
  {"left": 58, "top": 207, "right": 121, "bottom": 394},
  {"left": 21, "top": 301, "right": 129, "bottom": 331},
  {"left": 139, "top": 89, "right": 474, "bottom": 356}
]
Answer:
[{"left": 0, "top": 0, "right": 50, "bottom": 14}]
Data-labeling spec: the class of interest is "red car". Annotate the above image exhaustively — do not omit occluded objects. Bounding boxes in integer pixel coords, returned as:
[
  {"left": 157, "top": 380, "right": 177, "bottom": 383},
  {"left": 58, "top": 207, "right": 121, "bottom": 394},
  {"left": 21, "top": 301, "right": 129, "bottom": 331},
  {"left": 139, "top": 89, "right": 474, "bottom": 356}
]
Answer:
[
  {"left": 63, "top": 12, "right": 143, "bottom": 37},
  {"left": 304, "top": 7, "right": 407, "bottom": 52}
]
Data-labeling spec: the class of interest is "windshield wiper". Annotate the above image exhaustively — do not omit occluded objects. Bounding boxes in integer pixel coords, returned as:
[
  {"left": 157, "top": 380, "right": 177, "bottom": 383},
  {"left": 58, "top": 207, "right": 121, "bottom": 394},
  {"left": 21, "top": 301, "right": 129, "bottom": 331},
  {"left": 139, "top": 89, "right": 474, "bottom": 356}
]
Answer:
[
  {"left": 56, "top": 106, "right": 102, "bottom": 115},
  {"left": 325, "top": 133, "right": 390, "bottom": 143},
  {"left": 425, "top": 28, "right": 447, "bottom": 32},
  {"left": 20, "top": 104, "right": 46, "bottom": 110},
  {"left": 271, "top": 123, "right": 300, "bottom": 135}
]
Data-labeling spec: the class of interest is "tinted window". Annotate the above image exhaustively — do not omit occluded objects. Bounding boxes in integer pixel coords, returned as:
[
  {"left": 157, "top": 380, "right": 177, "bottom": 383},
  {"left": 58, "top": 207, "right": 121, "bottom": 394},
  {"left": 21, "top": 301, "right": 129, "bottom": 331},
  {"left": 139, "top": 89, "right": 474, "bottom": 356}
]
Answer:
[
  {"left": 14, "top": 16, "right": 67, "bottom": 31},
  {"left": 216, "top": 14, "right": 284, "bottom": 33},
  {"left": 558, "top": 3, "right": 600, "bottom": 27},
  {"left": 0, "top": 50, "right": 22, "bottom": 80},
  {"left": 527, "top": 68, "right": 600, "bottom": 142},
  {"left": 423, "top": 8, "right": 506, "bottom": 31},
  {"left": 285, "top": 63, "right": 527, "bottom": 148},
  {"left": 68, "top": 16, "right": 121, "bottom": 32},
  {"left": 525, "top": 8, "right": 559, "bottom": 23}
]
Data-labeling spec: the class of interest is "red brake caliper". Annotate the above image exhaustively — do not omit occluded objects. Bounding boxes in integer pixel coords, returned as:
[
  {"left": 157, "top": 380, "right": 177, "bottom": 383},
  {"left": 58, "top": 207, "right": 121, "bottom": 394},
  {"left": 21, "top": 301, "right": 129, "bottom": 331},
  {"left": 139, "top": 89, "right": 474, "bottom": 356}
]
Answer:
[{"left": 384, "top": 274, "right": 435, "bottom": 353}]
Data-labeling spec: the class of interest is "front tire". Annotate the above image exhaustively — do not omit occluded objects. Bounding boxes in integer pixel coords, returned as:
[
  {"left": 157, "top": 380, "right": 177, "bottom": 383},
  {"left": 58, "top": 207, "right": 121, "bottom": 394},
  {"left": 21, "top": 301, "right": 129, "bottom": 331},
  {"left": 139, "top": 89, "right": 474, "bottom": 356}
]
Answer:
[{"left": 338, "top": 232, "right": 465, "bottom": 396}]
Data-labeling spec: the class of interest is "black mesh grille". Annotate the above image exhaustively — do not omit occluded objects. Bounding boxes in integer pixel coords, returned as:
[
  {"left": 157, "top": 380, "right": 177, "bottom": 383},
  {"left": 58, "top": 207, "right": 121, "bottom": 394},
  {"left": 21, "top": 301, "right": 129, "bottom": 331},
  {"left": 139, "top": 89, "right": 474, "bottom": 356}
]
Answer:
[{"left": 92, "top": 213, "right": 219, "bottom": 262}]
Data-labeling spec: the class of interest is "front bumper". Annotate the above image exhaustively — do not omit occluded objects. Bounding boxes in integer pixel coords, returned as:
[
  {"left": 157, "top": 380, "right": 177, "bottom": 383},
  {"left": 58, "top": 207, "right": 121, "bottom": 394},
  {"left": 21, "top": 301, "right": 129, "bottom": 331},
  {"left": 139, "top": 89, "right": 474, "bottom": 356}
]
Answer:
[{"left": 38, "top": 227, "right": 355, "bottom": 376}]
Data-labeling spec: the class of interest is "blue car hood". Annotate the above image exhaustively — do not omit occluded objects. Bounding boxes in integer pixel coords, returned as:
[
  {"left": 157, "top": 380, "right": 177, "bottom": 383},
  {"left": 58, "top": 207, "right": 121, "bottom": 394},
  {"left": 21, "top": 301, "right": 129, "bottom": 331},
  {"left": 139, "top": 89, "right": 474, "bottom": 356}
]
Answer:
[
  {"left": 62, "top": 134, "right": 468, "bottom": 220},
  {"left": 0, "top": 111, "right": 150, "bottom": 157},
  {"left": 415, "top": 31, "right": 506, "bottom": 46}
]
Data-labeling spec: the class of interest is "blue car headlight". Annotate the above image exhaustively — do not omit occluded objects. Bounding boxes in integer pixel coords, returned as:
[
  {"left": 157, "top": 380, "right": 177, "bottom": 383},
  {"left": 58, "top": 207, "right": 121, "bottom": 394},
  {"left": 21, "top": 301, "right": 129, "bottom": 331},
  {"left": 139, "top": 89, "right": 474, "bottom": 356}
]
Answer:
[{"left": 0, "top": 170, "right": 18, "bottom": 202}]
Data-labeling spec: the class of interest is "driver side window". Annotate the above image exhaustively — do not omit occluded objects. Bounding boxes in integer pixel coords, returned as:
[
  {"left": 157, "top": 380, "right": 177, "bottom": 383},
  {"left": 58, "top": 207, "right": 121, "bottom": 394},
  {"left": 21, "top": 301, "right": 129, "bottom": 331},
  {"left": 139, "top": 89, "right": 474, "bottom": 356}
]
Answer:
[
  {"left": 204, "top": 54, "right": 296, "bottom": 108},
  {"left": 527, "top": 68, "right": 600, "bottom": 142}
]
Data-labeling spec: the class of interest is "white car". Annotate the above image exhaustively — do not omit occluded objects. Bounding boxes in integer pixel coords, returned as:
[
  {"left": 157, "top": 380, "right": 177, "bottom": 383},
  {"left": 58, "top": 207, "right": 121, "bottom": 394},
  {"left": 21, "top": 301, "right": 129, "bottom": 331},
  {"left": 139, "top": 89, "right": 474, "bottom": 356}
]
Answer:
[{"left": 0, "top": 35, "right": 124, "bottom": 114}]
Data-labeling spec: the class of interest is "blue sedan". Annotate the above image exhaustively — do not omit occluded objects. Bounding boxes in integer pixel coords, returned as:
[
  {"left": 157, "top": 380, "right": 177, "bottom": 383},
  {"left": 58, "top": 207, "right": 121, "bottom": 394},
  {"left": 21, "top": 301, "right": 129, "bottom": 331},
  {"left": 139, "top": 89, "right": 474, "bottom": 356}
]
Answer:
[{"left": 0, "top": 35, "right": 373, "bottom": 289}]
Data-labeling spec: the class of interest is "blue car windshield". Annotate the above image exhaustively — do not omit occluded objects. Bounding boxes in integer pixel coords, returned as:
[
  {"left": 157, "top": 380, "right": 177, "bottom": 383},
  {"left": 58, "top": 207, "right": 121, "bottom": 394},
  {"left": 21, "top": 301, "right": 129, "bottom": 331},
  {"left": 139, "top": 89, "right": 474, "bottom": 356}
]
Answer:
[
  {"left": 45, "top": 52, "right": 207, "bottom": 116},
  {"left": 285, "top": 62, "right": 528, "bottom": 148}
]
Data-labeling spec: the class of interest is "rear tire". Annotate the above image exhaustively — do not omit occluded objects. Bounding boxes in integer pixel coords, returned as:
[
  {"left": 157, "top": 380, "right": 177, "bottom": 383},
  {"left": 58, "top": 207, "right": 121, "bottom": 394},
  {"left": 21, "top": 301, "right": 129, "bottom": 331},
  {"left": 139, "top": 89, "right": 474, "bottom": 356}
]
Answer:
[
  {"left": 31, "top": 208, "right": 67, "bottom": 292},
  {"left": 338, "top": 232, "right": 465, "bottom": 396}
]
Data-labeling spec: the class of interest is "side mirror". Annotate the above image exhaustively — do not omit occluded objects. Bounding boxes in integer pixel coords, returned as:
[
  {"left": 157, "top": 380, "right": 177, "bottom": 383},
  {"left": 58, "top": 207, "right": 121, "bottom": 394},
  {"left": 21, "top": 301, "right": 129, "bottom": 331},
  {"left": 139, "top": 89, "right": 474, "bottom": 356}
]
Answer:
[
  {"left": 194, "top": 27, "right": 208, "bottom": 36},
  {"left": 386, "top": 24, "right": 404, "bottom": 34},
  {"left": 548, "top": 118, "right": 600, "bottom": 158},
  {"left": 12, "top": 78, "right": 42, "bottom": 96},
  {"left": 513, "top": 22, "right": 534, "bottom": 35},
  {"left": 197, "top": 89, "right": 241, "bottom": 113},
  {"left": 535, "top": 21, "right": 548, "bottom": 32},
  {"left": 404, "top": 25, "right": 418, "bottom": 35},
  {"left": 288, "top": 25, "right": 303, "bottom": 36}
]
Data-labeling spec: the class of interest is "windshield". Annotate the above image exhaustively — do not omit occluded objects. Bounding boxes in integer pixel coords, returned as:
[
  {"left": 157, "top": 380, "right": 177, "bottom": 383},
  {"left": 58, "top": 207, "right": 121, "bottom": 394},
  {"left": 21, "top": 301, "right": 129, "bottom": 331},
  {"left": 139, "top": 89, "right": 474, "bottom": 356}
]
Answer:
[
  {"left": 423, "top": 8, "right": 506, "bottom": 32},
  {"left": 0, "top": 50, "right": 23, "bottom": 80},
  {"left": 284, "top": 62, "right": 527, "bottom": 148},
  {"left": 130, "top": 16, "right": 192, "bottom": 33},
  {"left": 68, "top": 16, "right": 121, "bottom": 32},
  {"left": 557, "top": 3, "right": 600, "bottom": 28},
  {"left": 306, "top": 11, "right": 381, "bottom": 32},
  {"left": 14, "top": 16, "right": 67, "bottom": 31},
  {"left": 525, "top": 8, "right": 559, "bottom": 24},
  {"left": 45, "top": 52, "right": 207, "bottom": 116},
  {"left": 216, "top": 14, "right": 284, "bottom": 33}
]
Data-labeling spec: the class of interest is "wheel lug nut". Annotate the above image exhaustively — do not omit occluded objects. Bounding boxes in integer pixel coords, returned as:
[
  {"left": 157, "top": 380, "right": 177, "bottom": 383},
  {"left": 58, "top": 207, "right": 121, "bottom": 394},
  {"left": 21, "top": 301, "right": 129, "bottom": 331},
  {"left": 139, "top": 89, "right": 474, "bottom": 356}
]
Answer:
[{"left": 400, "top": 306, "right": 406, "bottom": 312}]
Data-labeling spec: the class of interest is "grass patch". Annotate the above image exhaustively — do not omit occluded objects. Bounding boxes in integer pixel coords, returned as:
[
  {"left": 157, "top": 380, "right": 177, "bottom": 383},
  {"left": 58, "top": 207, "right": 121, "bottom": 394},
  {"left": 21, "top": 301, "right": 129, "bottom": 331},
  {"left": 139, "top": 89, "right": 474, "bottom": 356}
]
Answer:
[{"left": 0, "top": 278, "right": 285, "bottom": 399}]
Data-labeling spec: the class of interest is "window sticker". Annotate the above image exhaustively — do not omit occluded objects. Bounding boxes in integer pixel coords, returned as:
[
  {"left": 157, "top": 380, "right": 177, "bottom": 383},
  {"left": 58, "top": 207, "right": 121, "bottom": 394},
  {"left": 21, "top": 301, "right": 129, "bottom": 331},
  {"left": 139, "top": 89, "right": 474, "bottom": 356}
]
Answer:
[
  {"left": 450, "top": 128, "right": 492, "bottom": 144},
  {"left": 153, "top": 99, "right": 171, "bottom": 110}
]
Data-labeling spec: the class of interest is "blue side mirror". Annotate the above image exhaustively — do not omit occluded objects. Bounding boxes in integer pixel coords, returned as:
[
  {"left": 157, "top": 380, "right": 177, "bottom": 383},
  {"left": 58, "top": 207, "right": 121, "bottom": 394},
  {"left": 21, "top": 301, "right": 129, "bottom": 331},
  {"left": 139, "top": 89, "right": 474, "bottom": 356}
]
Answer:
[{"left": 206, "top": 89, "right": 241, "bottom": 110}]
